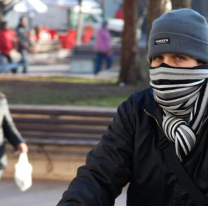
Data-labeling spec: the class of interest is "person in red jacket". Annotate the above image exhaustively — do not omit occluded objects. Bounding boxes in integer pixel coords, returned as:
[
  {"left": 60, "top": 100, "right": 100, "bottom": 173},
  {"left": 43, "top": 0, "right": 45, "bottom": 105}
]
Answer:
[
  {"left": 114, "top": 4, "right": 124, "bottom": 19},
  {"left": 0, "top": 21, "right": 14, "bottom": 63},
  {"left": 0, "top": 21, "right": 16, "bottom": 73}
]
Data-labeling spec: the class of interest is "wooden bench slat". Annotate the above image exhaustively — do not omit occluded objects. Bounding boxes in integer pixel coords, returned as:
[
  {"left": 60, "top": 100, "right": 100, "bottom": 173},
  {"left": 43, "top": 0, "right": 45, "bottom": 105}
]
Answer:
[
  {"left": 13, "top": 117, "right": 112, "bottom": 126},
  {"left": 21, "top": 132, "right": 102, "bottom": 140},
  {"left": 16, "top": 125, "right": 107, "bottom": 134},
  {"left": 24, "top": 138, "right": 99, "bottom": 145},
  {"left": 10, "top": 108, "right": 116, "bottom": 118}
]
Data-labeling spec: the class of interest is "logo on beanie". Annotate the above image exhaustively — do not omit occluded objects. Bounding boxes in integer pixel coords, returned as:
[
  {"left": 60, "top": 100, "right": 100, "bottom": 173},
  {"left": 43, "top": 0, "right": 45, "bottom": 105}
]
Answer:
[{"left": 155, "top": 38, "right": 170, "bottom": 45}]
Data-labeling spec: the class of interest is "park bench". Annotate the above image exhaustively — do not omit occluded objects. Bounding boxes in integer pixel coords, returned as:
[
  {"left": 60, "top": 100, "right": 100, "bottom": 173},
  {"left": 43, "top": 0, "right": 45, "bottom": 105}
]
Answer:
[
  {"left": 10, "top": 105, "right": 117, "bottom": 146},
  {"left": 4, "top": 105, "right": 117, "bottom": 180}
]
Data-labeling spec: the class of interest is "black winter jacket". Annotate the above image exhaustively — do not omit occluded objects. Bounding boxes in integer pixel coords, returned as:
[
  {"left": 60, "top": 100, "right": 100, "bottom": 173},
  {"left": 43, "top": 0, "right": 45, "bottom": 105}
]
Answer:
[{"left": 57, "top": 87, "right": 208, "bottom": 206}]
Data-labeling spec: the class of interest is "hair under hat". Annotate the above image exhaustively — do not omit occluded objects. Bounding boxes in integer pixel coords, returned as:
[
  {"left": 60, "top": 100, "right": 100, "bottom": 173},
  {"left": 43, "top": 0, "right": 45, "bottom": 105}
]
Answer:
[{"left": 147, "top": 9, "right": 208, "bottom": 63}]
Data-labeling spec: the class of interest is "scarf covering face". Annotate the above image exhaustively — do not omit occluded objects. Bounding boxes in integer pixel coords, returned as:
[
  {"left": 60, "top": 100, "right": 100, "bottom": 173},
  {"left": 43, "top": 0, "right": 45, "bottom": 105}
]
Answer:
[{"left": 149, "top": 63, "right": 208, "bottom": 161}]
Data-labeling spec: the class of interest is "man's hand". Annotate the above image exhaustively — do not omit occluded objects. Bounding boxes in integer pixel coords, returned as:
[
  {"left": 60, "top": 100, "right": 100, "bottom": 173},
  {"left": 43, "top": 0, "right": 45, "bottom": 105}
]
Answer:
[{"left": 16, "top": 143, "right": 28, "bottom": 153}]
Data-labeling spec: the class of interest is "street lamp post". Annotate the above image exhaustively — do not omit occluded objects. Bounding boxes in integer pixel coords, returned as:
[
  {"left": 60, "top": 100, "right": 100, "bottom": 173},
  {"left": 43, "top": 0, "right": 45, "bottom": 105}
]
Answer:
[
  {"left": 0, "top": 1, "right": 4, "bottom": 21},
  {"left": 76, "top": 0, "right": 84, "bottom": 46}
]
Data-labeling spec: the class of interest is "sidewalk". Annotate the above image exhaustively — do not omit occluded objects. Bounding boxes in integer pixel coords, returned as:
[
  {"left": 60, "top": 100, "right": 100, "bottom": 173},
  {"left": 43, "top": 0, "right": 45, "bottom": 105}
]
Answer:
[
  {"left": 27, "top": 64, "right": 120, "bottom": 80},
  {"left": 8, "top": 49, "right": 120, "bottom": 80},
  {"left": 0, "top": 178, "right": 127, "bottom": 206}
]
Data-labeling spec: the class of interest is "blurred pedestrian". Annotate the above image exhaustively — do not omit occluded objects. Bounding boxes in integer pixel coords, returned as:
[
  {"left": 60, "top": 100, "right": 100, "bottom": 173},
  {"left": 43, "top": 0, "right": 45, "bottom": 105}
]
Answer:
[
  {"left": 0, "top": 21, "right": 17, "bottom": 73},
  {"left": 94, "top": 21, "right": 113, "bottom": 75},
  {"left": 114, "top": 4, "right": 124, "bottom": 19},
  {"left": 0, "top": 94, "right": 28, "bottom": 180},
  {"left": 16, "top": 17, "right": 32, "bottom": 74}
]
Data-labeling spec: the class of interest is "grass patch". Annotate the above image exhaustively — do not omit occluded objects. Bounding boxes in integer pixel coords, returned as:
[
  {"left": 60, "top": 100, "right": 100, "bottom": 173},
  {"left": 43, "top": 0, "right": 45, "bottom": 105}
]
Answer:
[
  {"left": 3, "top": 76, "right": 118, "bottom": 84},
  {"left": 0, "top": 76, "right": 149, "bottom": 107},
  {"left": 8, "top": 93, "right": 130, "bottom": 107},
  {"left": 43, "top": 77, "right": 118, "bottom": 84}
]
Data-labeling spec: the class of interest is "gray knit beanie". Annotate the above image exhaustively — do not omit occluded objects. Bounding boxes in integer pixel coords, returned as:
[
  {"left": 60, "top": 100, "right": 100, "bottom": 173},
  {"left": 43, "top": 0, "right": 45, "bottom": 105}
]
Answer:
[{"left": 147, "top": 9, "right": 208, "bottom": 63}]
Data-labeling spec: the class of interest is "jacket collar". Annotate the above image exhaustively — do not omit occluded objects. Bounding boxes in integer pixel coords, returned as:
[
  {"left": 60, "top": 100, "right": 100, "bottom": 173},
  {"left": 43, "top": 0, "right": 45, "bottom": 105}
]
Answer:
[{"left": 142, "top": 88, "right": 170, "bottom": 149}]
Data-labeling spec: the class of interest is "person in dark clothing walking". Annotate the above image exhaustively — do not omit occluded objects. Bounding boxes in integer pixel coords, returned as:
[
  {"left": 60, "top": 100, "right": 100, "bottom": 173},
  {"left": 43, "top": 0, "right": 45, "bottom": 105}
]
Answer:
[
  {"left": 94, "top": 21, "right": 113, "bottom": 75},
  {"left": 57, "top": 9, "right": 208, "bottom": 206},
  {"left": 16, "top": 17, "right": 32, "bottom": 74}
]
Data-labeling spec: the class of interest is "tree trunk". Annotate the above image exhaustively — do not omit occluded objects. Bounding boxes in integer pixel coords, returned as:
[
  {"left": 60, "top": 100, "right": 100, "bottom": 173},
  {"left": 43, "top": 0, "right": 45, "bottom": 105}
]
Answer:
[
  {"left": 171, "top": 0, "right": 191, "bottom": 9},
  {"left": 147, "top": 0, "right": 167, "bottom": 44},
  {"left": 119, "top": 0, "right": 139, "bottom": 84}
]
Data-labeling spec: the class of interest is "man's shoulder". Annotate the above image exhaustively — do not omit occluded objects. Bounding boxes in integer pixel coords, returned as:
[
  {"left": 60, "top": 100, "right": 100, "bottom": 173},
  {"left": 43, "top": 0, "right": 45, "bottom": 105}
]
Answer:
[
  {"left": 130, "top": 87, "right": 153, "bottom": 105},
  {"left": 120, "top": 87, "right": 154, "bottom": 113}
]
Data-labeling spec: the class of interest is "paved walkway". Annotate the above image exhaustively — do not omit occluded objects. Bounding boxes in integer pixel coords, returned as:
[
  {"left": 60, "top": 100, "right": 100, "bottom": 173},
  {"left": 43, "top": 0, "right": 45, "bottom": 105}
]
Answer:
[
  {"left": 0, "top": 178, "right": 127, "bottom": 206},
  {"left": 6, "top": 49, "right": 120, "bottom": 80},
  {"left": 27, "top": 63, "right": 120, "bottom": 80}
]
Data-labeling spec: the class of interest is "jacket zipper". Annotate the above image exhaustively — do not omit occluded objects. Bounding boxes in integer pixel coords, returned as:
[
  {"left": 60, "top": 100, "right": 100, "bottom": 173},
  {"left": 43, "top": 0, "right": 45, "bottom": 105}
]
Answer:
[
  {"left": 144, "top": 109, "right": 164, "bottom": 133},
  {"left": 196, "top": 115, "right": 208, "bottom": 135}
]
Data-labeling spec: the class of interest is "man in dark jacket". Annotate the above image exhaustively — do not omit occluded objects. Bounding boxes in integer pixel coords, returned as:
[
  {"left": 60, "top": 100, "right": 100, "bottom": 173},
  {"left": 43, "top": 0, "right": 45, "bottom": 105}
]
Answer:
[
  {"left": 16, "top": 16, "right": 32, "bottom": 74},
  {"left": 0, "top": 93, "right": 28, "bottom": 179},
  {"left": 57, "top": 9, "right": 208, "bottom": 206}
]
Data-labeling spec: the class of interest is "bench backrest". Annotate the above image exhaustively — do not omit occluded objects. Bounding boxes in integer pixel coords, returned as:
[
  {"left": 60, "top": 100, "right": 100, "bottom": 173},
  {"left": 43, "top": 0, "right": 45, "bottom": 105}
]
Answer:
[
  {"left": 71, "top": 44, "right": 147, "bottom": 58},
  {"left": 72, "top": 44, "right": 121, "bottom": 57},
  {"left": 10, "top": 106, "right": 117, "bottom": 146}
]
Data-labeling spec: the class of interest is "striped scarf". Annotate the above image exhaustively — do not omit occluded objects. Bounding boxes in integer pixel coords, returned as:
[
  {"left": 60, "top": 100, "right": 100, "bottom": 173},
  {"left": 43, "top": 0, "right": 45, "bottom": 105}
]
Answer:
[{"left": 149, "top": 64, "right": 208, "bottom": 161}]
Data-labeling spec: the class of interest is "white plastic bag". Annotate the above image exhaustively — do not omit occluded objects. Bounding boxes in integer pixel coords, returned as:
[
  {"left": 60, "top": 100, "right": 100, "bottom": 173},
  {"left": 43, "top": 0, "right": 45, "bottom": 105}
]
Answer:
[{"left": 14, "top": 153, "right": 33, "bottom": 192}]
